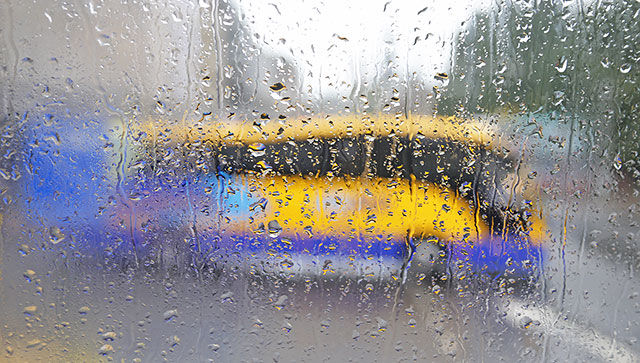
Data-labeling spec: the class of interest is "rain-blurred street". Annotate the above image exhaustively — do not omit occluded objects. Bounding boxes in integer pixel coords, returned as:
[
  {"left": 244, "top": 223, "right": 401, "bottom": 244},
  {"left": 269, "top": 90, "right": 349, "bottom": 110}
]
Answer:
[{"left": 1, "top": 0, "right": 639, "bottom": 362}]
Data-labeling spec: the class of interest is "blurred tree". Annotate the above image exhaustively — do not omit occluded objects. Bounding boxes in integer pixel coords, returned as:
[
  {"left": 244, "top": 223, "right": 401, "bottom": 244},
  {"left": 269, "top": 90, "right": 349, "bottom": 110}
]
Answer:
[{"left": 442, "top": 0, "right": 639, "bottom": 181}]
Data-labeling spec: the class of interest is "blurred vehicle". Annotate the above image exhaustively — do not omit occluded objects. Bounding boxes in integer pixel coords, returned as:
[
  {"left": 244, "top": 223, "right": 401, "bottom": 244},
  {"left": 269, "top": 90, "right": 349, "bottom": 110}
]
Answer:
[
  {"left": 23, "top": 115, "right": 546, "bottom": 279},
  {"left": 122, "top": 114, "right": 547, "bottom": 282},
  {"left": 22, "top": 108, "right": 546, "bottom": 284}
]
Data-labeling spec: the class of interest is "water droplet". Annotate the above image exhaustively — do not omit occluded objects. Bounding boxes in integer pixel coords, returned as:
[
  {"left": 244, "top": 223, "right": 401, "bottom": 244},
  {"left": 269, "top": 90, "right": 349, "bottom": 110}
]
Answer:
[
  {"left": 23, "top": 305, "right": 37, "bottom": 315},
  {"left": 320, "top": 320, "right": 331, "bottom": 329},
  {"left": 49, "top": 226, "right": 65, "bottom": 244},
  {"left": 352, "top": 330, "right": 360, "bottom": 340},
  {"left": 253, "top": 318, "right": 264, "bottom": 328},
  {"left": 280, "top": 259, "right": 294, "bottom": 269},
  {"left": 41, "top": 84, "right": 50, "bottom": 98},
  {"left": 334, "top": 34, "right": 349, "bottom": 41},
  {"left": 248, "top": 143, "right": 266, "bottom": 157},
  {"left": 99, "top": 344, "right": 114, "bottom": 355},
  {"left": 274, "top": 295, "right": 288, "bottom": 310},
  {"left": 282, "top": 321, "right": 292, "bottom": 333},
  {"left": 435, "top": 73, "right": 450, "bottom": 87},
  {"left": 155, "top": 101, "right": 165, "bottom": 114},
  {"left": 613, "top": 155, "right": 623, "bottom": 170},
  {"left": 256, "top": 160, "right": 272, "bottom": 171},
  {"left": 270, "top": 82, "right": 285, "bottom": 92},
  {"left": 19, "top": 244, "right": 30, "bottom": 256},
  {"left": 268, "top": 220, "right": 282, "bottom": 237},
  {"left": 555, "top": 57, "right": 568, "bottom": 73},
  {"left": 365, "top": 214, "right": 377, "bottom": 225},
  {"left": 322, "top": 259, "right": 333, "bottom": 272},
  {"left": 163, "top": 309, "right": 178, "bottom": 321},
  {"left": 519, "top": 316, "right": 534, "bottom": 329},
  {"left": 23, "top": 270, "right": 35, "bottom": 282},
  {"left": 220, "top": 291, "right": 234, "bottom": 302},
  {"left": 620, "top": 63, "right": 632, "bottom": 74},
  {"left": 517, "top": 33, "right": 530, "bottom": 43},
  {"left": 25, "top": 339, "right": 42, "bottom": 349},
  {"left": 253, "top": 222, "right": 266, "bottom": 235},
  {"left": 102, "top": 332, "right": 117, "bottom": 341},
  {"left": 434, "top": 72, "right": 449, "bottom": 80},
  {"left": 43, "top": 113, "right": 55, "bottom": 126},
  {"left": 304, "top": 225, "right": 313, "bottom": 238},
  {"left": 171, "top": 10, "right": 183, "bottom": 22},
  {"left": 249, "top": 198, "right": 268, "bottom": 212},
  {"left": 432, "top": 284, "right": 441, "bottom": 294}
]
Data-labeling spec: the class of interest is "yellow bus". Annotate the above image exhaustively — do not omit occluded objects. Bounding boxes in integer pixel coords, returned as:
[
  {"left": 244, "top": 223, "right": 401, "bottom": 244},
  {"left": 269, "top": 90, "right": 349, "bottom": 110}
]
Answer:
[{"left": 125, "top": 113, "right": 547, "bottom": 280}]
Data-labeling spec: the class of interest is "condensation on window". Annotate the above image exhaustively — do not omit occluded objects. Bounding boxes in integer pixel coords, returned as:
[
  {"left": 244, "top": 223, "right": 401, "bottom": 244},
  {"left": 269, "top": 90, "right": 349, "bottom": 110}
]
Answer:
[{"left": 0, "top": 0, "right": 638, "bottom": 362}]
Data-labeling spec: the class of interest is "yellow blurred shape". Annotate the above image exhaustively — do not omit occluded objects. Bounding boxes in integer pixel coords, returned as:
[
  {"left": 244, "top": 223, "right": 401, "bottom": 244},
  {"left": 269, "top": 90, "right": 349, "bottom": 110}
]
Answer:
[{"left": 246, "top": 175, "right": 488, "bottom": 246}]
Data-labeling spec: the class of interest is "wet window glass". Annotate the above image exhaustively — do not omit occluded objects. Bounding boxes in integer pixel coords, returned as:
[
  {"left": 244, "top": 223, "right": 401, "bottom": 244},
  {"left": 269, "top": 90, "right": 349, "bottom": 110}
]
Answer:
[{"left": 1, "top": 0, "right": 639, "bottom": 361}]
